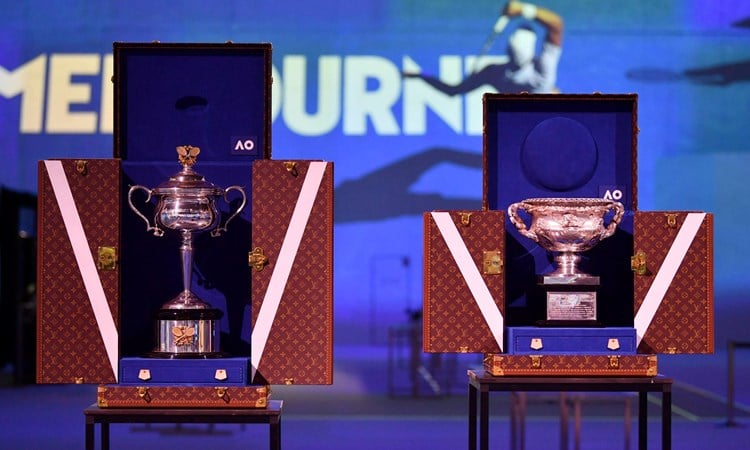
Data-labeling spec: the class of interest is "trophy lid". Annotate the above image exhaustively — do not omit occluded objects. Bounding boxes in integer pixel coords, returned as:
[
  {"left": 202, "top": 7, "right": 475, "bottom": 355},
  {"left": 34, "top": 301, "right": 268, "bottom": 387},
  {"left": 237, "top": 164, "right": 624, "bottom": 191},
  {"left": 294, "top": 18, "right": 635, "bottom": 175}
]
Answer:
[{"left": 152, "top": 146, "right": 225, "bottom": 196}]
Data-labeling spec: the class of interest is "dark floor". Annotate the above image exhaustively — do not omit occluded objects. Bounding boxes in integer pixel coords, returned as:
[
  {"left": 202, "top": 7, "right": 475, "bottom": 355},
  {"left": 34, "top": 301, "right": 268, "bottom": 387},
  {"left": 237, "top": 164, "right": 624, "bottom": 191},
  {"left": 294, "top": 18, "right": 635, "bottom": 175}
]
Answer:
[{"left": 1, "top": 345, "right": 749, "bottom": 449}]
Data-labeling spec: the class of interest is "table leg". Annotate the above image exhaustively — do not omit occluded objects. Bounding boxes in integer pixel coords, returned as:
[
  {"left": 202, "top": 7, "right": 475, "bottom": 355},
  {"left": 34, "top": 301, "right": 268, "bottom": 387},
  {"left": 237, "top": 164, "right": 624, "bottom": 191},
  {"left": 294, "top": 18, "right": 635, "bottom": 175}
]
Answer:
[
  {"left": 509, "top": 392, "right": 528, "bottom": 450},
  {"left": 270, "top": 416, "right": 281, "bottom": 450},
  {"left": 560, "top": 392, "right": 569, "bottom": 450},
  {"left": 638, "top": 392, "right": 647, "bottom": 450},
  {"left": 662, "top": 388, "right": 671, "bottom": 450},
  {"left": 624, "top": 396, "right": 632, "bottom": 450},
  {"left": 85, "top": 418, "right": 94, "bottom": 450},
  {"left": 469, "top": 383, "right": 478, "bottom": 450},
  {"left": 519, "top": 393, "right": 526, "bottom": 450},
  {"left": 102, "top": 422, "right": 110, "bottom": 450},
  {"left": 480, "top": 388, "right": 489, "bottom": 450},
  {"left": 573, "top": 395, "right": 583, "bottom": 450}
]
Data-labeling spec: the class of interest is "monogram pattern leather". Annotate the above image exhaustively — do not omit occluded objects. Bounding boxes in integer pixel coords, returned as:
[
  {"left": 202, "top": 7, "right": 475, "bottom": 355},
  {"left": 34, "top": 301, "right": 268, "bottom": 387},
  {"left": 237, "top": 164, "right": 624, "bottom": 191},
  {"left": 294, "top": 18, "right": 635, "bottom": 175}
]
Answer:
[
  {"left": 251, "top": 160, "right": 333, "bottom": 385},
  {"left": 97, "top": 384, "right": 269, "bottom": 408},
  {"left": 37, "top": 159, "right": 120, "bottom": 384},
  {"left": 484, "top": 354, "right": 658, "bottom": 377},
  {"left": 633, "top": 212, "right": 714, "bottom": 354},
  {"left": 423, "top": 210, "right": 505, "bottom": 353}
]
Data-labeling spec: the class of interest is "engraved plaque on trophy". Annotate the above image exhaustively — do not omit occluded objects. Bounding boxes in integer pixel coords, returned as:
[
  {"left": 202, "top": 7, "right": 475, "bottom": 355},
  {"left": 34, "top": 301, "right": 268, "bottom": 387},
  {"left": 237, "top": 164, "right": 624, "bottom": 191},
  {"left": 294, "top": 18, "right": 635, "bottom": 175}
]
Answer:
[
  {"left": 128, "top": 146, "right": 246, "bottom": 357},
  {"left": 508, "top": 198, "right": 624, "bottom": 326}
]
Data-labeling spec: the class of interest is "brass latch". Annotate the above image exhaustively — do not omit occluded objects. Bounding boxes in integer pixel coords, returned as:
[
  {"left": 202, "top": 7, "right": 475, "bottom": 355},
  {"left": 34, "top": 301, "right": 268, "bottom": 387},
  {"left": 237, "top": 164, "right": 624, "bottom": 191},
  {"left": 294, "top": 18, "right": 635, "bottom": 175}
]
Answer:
[
  {"left": 530, "top": 355, "right": 542, "bottom": 369},
  {"left": 137, "top": 386, "right": 152, "bottom": 403},
  {"left": 138, "top": 369, "right": 151, "bottom": 381},
  {"left": 97, "top": 246, "right": 118, "bottom": 270},
  {"left": 248, "top": 247, "right": 269, "bottom": 271},
  {"left": 607, "top": 338, "right": 620, "bottom": 351},
  {"left": 283, "top": 377, "right": 295, "bottom": 385},
  {"left": 284, "top": 161, "right": 298, "bottom": 177},
  {"left": 214, "top": 369, "right": 228, "bottom": 381},
  {"left": 458, "top": 346, "right": 469, "bottom": 353},
  {"left": 459, "top": 212, "right": 472, "bottom": 226},
  {"left": 483, "top": 251, "right": 503, "bottom": 275},
  {"left": 609, "top": 355, "right": 620, "bottom": 369},
  {"left": 631, "top": 250, "right": 647, "bottom": 275},
  {"left": 530, "top": 338, "right": 543, "bottom": 351}
]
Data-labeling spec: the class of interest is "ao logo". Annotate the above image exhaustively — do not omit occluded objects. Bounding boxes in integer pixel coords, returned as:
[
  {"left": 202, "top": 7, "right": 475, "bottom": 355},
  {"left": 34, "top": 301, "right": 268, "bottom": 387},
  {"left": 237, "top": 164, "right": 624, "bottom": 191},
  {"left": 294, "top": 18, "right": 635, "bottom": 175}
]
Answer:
[
  {"left": 234, "top": 139, "right": 255, "bottom": 151},
  {"left": 603, "top": 189, "right": 623, "bottom": 201}
]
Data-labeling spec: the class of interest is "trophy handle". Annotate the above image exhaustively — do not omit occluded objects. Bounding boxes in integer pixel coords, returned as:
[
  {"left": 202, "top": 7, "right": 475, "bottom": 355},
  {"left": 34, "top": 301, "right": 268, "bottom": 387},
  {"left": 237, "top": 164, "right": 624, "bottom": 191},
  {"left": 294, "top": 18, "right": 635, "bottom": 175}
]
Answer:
[
  {"left": 127, "top": 185, "right": 164, "bottom": 237},
  {"left": 602, "top": 201, "right": 625, "bottom": 239},
  {"left": 507, "top": 202, "right": 538, "bottom": 242},
  {"left": 211, "top": 185, "right": 247, "bottom": 237}
]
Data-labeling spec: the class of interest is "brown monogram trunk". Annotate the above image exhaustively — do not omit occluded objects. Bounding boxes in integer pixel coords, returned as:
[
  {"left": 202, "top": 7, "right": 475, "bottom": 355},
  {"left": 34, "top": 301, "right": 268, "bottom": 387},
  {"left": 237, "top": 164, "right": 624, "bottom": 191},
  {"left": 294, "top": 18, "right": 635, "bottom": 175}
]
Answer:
[
  {"left": 423, "top": 210, "right": 505, "bottom": 353},
  {"left": 97, "top": 384, "right": 269, "bottom": 408},
  {"left": 37, "top": 159, "right": 121, "bottom": 384},
  {"left": 250, "top": 160, "right": 334, "bottom": 385},
  {"left": 633, "top": 211, "right": 714, "bottom": 354},
  {"left": 483, "top": 353, "right": 658, "bottom": 377}
]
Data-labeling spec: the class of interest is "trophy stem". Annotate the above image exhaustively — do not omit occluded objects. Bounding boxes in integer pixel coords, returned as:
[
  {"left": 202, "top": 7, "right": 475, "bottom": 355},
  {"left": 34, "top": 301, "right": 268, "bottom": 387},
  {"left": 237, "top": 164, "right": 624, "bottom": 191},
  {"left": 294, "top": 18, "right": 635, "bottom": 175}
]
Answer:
[
  {"left": 180, "top": 230, "right": 194, "bottom": 298},
  {"left": 551, "top": 252, "right": 585, "bottom": 277},
  {"left": 161, "top": 230, "right": 211, "bottom": 309}
]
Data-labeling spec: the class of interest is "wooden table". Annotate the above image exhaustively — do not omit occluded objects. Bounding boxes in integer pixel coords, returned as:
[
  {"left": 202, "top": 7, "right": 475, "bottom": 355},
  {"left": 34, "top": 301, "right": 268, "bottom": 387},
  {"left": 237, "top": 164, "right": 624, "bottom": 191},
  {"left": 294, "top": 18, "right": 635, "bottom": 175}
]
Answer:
[
  {"left": 84, "top": 400, "right": 282, "bottom": 450},
  {"left": 468, "top": 370, "right": 672, "bottom": 450}
]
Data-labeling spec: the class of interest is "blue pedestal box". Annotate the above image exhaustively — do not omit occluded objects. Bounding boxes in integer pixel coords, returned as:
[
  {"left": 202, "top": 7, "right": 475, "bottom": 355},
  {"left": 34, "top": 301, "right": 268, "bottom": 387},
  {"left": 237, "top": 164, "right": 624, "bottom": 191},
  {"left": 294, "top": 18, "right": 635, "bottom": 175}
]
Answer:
[
  {"left": 506, "top": 326, "right": 637, "bottom": 355},
  {"left": 119, "top": 357, "right": 251, "bottom": 385}
]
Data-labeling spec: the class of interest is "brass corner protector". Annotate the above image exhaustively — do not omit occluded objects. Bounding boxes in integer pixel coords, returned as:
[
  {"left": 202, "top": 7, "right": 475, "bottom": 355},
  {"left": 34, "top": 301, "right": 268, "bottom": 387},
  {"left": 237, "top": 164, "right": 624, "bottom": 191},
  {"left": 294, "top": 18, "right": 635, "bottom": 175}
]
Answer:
[
  {"left": 665, "top": 213, "right": 678, "bottom": 228},
  {"left": 75, "top": 160, "right": 88, "bottom": 176},
  {"left": 284, "top": 161, "right": 298, "bottom": 177}
]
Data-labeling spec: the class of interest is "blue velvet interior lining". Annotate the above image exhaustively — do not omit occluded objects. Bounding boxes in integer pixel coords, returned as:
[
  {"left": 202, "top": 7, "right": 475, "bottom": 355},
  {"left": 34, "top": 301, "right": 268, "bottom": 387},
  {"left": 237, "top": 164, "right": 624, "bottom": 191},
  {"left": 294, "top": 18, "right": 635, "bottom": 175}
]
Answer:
[
  {"left": 115, "top": 45, "right": 269, "bottom": 357},
  {"left": 120, "top": 162, "right": 252, "bottom": 357},
  {"left": 486, "top": 103, "right": 635, "bottom": 211},
  {"left": 118, "top": 48, "right": 267, "bottom": 161},
  {"left": 484, "top": 97, "right": 636, "bottom": 326}
]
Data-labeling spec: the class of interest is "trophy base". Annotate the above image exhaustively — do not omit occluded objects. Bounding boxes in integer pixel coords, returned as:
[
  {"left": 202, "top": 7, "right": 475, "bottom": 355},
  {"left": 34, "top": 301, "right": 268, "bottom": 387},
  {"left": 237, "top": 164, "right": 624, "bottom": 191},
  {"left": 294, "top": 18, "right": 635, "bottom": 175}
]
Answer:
[
  {"left": 145, "top": 350, "right": 228, "bottom": 359},
  {"left": 538, "top": 276, "right": 599, "bottom": 326},
  {"left": 154, "top": 308, "right": 224, "bottom": 356},
  {"left": 535, "top": 319, "right": 604, "bottom": 328}
]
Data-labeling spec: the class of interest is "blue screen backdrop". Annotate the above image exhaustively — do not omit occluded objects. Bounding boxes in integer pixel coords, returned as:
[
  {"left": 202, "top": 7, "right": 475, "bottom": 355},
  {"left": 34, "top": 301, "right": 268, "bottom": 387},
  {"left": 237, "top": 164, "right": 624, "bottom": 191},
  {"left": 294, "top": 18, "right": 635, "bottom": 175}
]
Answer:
[{"left": 2, "top": 0, "right": 749, "bottom": 346}]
